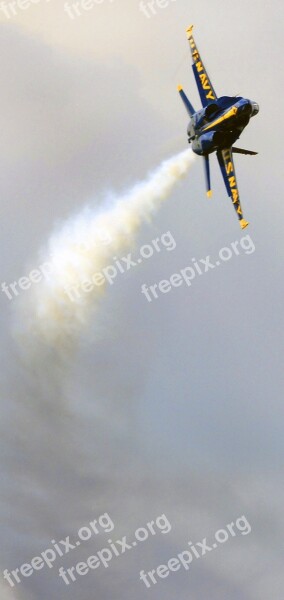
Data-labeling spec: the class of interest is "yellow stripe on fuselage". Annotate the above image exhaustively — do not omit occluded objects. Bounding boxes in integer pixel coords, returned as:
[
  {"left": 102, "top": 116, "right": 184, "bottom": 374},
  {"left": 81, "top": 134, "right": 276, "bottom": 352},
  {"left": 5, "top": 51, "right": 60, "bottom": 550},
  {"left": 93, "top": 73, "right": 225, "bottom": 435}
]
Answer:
[{"left": 203, "top": 106, "right": 238, "bottom": 132}]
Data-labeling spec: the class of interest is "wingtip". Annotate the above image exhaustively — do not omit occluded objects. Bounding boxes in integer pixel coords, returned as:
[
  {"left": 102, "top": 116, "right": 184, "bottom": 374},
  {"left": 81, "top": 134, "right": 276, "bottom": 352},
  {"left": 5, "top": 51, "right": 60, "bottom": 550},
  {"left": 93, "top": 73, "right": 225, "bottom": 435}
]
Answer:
[
  {"left": 240, "top": 219, "right": 249, "bottom": 230},
  {"left": 177, "top": 84, "right": 183, "bottom": 92},
  {"left": 186, "top": 25, "right": 194, "bottom": 34},
  {"left": 207, "top": 190, "right": 213, "bottom": 198},
  {"left": 186, "top": 25, "right": 194, "bottom": 38}
]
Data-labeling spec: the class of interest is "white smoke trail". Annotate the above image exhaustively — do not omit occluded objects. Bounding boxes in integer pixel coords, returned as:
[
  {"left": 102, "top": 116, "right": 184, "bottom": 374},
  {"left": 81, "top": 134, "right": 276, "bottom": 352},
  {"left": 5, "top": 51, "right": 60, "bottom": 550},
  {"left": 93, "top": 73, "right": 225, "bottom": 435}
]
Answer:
[{"left": 16, "top": 149, "right": 195, "bottom": 352}]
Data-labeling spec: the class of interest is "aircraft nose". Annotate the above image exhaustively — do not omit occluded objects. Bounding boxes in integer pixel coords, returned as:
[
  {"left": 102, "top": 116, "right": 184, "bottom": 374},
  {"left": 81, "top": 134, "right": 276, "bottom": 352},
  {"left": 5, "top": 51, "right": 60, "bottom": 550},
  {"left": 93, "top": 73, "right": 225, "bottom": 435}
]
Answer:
[{"left": 251, "top": 101, "right": 259, "bottom": 116}]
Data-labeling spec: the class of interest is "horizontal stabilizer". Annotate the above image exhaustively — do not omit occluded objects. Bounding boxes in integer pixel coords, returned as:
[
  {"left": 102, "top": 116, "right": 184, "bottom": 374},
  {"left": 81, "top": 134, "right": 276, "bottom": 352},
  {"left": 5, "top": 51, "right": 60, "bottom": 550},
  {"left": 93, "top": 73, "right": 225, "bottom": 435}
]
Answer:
[
  {"left": 177, "top": 85, "right": 195, "bottom": 116},
  {"left": 203, "top": 155, "right": 212, "bottom": 197},
  {"left": 232, "top": 147, "right": 258, "bottom": 156}
]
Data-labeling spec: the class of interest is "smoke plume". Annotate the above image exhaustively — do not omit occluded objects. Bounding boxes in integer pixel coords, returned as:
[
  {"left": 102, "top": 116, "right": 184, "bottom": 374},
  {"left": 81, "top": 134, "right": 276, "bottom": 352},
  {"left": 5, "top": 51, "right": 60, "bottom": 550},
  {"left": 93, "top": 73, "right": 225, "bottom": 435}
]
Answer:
[{"left": 15, "top": 149, "right": 195, "bottom": 353}]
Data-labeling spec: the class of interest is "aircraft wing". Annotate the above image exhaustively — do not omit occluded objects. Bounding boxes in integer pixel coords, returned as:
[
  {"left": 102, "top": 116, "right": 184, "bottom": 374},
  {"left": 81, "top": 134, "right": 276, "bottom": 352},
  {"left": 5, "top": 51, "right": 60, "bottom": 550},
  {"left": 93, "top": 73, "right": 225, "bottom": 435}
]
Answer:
[
  {"left": 216, "top": 148, "right": 249, "bottom": 229},
  {"left": 186, "top": 25, "right": 217, "bottom": 107}
]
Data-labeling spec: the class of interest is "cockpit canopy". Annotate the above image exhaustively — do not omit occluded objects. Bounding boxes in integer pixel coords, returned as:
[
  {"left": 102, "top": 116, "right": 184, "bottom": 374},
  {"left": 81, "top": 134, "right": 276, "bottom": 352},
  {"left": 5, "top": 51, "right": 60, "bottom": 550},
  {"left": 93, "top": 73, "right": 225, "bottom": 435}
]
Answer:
[{"left": 216, "top": 96, "right": 239, "bottom": 109}]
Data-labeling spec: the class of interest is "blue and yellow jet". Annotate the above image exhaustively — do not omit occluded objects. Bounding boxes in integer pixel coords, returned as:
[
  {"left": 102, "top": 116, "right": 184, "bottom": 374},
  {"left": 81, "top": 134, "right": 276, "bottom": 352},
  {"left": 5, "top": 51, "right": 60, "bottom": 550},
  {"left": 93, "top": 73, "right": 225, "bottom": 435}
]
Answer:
[{"left": 178, "top": 25, "right": 259, "bottom": 229}]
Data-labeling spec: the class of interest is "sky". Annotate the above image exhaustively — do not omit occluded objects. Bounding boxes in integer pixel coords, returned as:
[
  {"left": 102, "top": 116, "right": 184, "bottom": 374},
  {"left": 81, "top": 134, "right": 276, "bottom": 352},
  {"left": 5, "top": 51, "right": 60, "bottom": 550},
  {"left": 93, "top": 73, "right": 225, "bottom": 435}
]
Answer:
[{"left": 0, "top": 0, "right": 284, "bottom": 598}]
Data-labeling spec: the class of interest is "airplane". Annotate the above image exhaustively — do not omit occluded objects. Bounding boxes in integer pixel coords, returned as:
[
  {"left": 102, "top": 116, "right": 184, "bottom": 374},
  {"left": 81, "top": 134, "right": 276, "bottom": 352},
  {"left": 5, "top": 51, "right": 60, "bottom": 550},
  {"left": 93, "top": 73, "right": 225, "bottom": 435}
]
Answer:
[{"left": 178, "top": 25, "right": 259, "bottom": 229}]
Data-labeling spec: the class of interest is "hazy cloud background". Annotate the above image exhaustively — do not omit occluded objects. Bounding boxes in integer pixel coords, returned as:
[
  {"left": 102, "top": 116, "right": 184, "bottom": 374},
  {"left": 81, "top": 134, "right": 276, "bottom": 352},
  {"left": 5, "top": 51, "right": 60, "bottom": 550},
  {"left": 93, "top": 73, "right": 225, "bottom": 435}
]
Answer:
[{"left": 0, "top": 0, "right": 283, "bottom": 598}]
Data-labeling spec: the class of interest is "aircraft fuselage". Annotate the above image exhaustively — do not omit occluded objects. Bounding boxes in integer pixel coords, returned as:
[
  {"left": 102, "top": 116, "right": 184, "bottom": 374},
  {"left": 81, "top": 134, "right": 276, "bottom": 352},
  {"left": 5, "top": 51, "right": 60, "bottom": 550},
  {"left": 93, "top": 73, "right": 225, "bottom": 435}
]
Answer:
[{"left": 187, "top": 96, "right": 259, "bottom": 156}]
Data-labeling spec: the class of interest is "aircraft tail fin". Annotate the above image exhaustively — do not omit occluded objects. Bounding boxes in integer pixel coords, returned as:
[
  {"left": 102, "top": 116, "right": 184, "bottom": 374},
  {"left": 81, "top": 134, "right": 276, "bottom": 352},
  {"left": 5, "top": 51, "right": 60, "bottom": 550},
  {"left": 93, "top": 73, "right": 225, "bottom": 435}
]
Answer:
[
  {"left": 177, "top": 85, "right": 195, "bottom": 116},
  {"left": 203, "top": 155, "right": 212, "bottom": 198},
  {"left": 232, "top": 147, "right": 258, "bottom": 156}
]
